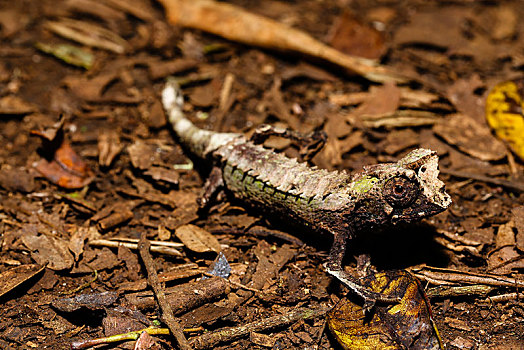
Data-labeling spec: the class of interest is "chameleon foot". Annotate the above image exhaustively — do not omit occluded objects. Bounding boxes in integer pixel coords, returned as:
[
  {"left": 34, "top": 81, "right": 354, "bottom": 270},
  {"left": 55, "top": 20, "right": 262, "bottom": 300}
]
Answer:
[{"left": 324, "top": 263, "right": 401, "bottom": 307}]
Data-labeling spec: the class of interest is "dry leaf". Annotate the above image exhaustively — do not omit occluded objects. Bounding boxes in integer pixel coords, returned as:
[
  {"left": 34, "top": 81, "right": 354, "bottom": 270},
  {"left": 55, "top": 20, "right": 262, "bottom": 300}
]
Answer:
[
  {"left": 20, "top": 225, "right": 75, "bottom": 271},
  {"left": 34, "top": 141, "right": 95, "bottom": 189},
  {"left": 175, "top": 224, "right": 221, "bottom": 253},
  {"left": 0, "top": 95, "right": 36, "bottom": 114},
  {"left": 433, "top": 114, "right": 506, "bottom": 161},
  {"left": 327, "top": 10, "right": 386, "bottom": 59},
  {"left": 0, "top": 264, "right": 45, "bottom": 299},
  {"left": 159, "top": 0, "right": 404, "bottom": 83},
  {"left": 127, "top": 140, "right": 160, "bottom": 170}
]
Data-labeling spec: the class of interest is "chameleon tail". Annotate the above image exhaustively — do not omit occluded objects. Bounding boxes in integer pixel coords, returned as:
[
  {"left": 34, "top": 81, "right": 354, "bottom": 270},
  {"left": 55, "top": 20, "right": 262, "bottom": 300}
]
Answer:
[{"left": 162, "top": 80, "right": 240, "bottom": 159}]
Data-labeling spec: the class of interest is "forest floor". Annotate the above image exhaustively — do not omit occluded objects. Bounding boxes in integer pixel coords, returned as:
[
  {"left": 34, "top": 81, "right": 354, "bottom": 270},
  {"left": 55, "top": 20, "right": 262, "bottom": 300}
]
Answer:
[{"left": 0, "top": 0, "right": 523, "bottom": 349}]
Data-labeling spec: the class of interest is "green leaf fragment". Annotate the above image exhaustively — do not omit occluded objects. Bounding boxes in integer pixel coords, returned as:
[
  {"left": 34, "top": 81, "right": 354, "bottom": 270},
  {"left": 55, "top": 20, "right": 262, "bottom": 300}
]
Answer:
[{"left": 36, "top": 42, "right": 94, "bottom": 69}]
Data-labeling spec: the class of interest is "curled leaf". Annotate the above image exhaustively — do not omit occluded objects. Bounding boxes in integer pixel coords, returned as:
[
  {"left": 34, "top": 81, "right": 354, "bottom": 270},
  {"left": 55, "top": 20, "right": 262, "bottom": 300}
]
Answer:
[
  {"left": 32, "top": 118, "right": 94, "bottom": 189},
  {"left": 35, "top": 141, "right": 94, "bottom": 189}
]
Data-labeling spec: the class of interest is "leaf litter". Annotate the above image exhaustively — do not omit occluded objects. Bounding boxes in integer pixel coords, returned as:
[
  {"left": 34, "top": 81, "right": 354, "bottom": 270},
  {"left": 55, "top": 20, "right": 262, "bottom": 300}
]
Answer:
[{"left": 0, "top": 0, "right": 523, "bottom": 349}]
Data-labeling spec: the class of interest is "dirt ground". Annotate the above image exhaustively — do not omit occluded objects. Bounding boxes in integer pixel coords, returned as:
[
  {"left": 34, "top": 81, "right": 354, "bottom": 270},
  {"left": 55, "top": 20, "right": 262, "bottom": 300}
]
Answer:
[{"left": 0, "top": 0, "right": 523, "bottom": 349}]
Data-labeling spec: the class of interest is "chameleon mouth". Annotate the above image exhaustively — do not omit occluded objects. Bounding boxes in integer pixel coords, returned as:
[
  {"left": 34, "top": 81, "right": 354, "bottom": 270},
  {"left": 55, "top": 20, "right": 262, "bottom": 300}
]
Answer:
[{"left": 417, "top": 154, "right": 452, "bottom": 210}]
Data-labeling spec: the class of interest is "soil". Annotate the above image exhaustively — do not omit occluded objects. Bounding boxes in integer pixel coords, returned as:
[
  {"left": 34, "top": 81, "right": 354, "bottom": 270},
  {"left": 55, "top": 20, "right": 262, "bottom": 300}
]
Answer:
[{"left": 0, "top": 0, "right": 523, "bottom": 349}]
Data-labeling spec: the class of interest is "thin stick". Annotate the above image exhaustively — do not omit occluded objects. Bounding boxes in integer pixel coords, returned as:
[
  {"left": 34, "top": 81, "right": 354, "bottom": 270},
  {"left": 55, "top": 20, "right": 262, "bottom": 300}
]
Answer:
[
  {"left": 138, "top": 233, "right": 192, "bottom": 350},
  {"left": 410, "top": 265, "right": 524, "bottom": 288},
  {"left": 190, "top": 307, "right": 329, "bottom": 349},
  {"left": 90, "top": 239, "right": 183, "bottom": 257},
  {"left": 71, "top": 327, "right": 170, "bottom": 349},
  {"left": 483, "top": 292, "right": 524, "bottom": 303}
]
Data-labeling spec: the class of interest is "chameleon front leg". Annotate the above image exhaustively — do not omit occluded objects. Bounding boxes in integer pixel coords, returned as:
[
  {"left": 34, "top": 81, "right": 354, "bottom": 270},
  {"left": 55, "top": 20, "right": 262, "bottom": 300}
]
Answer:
[
  {"left": 197, "top": 166, "right": 224, "bottom": 209},
  {"left": 324, "top": 231, "right": 400, "bottom": 311},
  {"left": 250, "top": 124, "right": 327, "bottom": 161}
]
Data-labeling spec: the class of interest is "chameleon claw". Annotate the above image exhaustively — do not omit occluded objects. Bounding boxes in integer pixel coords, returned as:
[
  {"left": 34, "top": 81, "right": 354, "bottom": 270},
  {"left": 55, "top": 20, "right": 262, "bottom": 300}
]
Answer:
[{"left": 362, "top": 298, "right": 376, "bottom": 313}]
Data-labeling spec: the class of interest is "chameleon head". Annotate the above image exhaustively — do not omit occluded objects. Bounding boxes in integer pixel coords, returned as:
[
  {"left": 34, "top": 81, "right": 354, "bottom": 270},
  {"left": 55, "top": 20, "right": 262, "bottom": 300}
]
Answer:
[{"left": 349, "top": 149, "right": 451, "bottom": 228}]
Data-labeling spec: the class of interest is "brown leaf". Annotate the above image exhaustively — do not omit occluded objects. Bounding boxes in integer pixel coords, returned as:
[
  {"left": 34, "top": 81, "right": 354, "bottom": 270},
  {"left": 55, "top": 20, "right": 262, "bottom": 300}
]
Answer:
[
  {"left": 144, "top": 165, "right": 179, "bottom": 186},
  {"left": 30, "top": 115, "right": 65, "bottom": 141},
  {"left": 350, "top": 82, "right": 401, "bottom": 120},
  {"left": 72, "top": 247, "right": 120, "bottom": 273},
  {"left": 175, "top": 224, "right": 221, "bottom": 253},
  {"left": 0, "top": 264, "right": 45, "bottom": 299},
  {"left": 62, "top": 72, "right": 118, "bottom": 101},
  {"left": 0, "top": 8, "right": 30, "bottom": 38},
  {"left": 0, "top": 95, "right": 36, "bottom": 115},
  {"left": 433, "top": 114, "right": 506, "bottom": 161},
  {"left": 327, "top": 10, "right": 386, "bottom": 59},
  {"left": 134, "top": 331, "right": 162, "bottom": 350},
  {"left": 394, "top": 7, "right": 471, "bottom": 49},
  {"left": 68, "top": 226, "right": 100, "bottom": 261},
  {"left": 127, "top": 140, "right": 159, "bottom": 170},
  {"left": 20, "top": 225, "right": 74, "bottom": 271},
  {"left": 488, "top": 221, "right": 523, "bottom": 274},
  {"left": 0, "top": 167, "right": 36, "bottom": 192},
  {"left": 384, "top": 129, "right": 420, "bottom": 155},
  {"left": 189, "top": 83, "right": 218, "bottom": 108},
  {"left": 490, "top": 5, "right": 518, "bottom": 40},
  {"left": 140, "top": 99, "right": 167, "bottom": 128},
  {"left": 445, "top": 75, "right": 485, "bottom": 123}
]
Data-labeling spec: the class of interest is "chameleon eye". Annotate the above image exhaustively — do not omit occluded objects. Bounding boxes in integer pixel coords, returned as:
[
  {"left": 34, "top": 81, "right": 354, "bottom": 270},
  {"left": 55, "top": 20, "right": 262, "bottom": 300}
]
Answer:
[{"left": 384, "top": 176, "right": 418, "bottom": 207}]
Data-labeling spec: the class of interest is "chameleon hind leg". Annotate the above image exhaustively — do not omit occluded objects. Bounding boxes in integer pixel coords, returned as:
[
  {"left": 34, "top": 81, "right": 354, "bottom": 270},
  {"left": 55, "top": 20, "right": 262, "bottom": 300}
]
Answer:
[
  {"left": 250, "top": 124, "right": 327, "bottom": 161},
  {"left": 324, "top": 232, "right": 400, "bottom": 311}
]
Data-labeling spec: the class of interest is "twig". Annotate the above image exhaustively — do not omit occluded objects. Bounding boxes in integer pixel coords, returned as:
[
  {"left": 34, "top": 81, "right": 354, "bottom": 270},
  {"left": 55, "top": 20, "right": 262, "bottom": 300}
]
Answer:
[
  {"left": 90, "top": 238, "right": 183, "bottom": 257},
  {"left": 482, "top": 292, "right": 524, "bottom": 303},
  {"left": 138, "top": 233, "right": 192, "bottom": 350},
  {"left": 410, "top": 265, "right": 524, "bottom": 288},
  {"left": 426, "top": 284, "right": 496, "bottom": 298},
  {"left": 441, "top": 168, "right": 524, "bottom": 193},
  {"left": 71, "top": 327, "right": 170, "bottom": 349},
  {"left": 190, "top": 306, "right": 329, "bottom": 349}
]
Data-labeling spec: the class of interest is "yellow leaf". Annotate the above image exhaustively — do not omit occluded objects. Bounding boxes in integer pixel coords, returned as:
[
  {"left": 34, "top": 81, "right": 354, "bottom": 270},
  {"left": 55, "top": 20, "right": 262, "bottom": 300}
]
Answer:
[
  {"left": 328, "top": 270, "right": 443, "bottom": 350},
  {"left": 485, "top": 79, "right": 524, "bottom": 160}
]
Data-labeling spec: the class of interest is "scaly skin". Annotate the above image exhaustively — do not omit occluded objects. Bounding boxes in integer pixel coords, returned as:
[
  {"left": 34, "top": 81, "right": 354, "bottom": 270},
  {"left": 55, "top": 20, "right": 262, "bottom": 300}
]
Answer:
[{"left": 162, "top": 81, "right": 452, "bottom": 307}]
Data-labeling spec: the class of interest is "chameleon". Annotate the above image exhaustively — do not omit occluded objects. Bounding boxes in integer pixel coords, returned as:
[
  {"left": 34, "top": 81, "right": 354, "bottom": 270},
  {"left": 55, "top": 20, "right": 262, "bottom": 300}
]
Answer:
[{"left": 161, "top": 80, "right": 451, "bottom": 307}]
